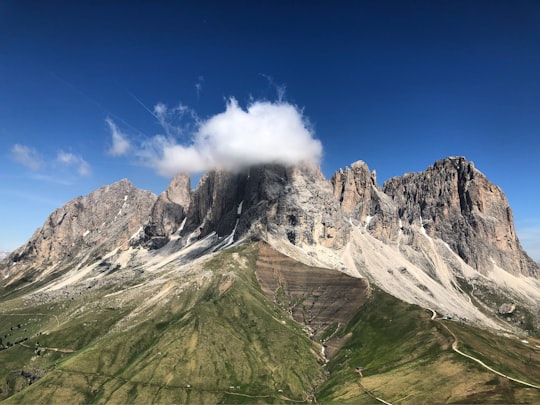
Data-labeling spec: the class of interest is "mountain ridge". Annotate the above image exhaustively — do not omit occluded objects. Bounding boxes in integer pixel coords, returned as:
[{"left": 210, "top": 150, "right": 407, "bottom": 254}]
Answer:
[{"left": 1, "top": 156, "right": 539, "bottom": 332}]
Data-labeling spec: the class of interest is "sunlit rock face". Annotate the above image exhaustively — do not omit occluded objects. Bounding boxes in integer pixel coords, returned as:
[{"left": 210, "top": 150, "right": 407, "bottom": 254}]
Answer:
[
  {"left": 331, "top": 160, "right": 400, "bottom": 242},
  {"left": 135, "top": 173, "right": 191, "bottom": 249},
  {"left": 1, "top": 179, "right": 156, "bottom": 282},
  {"left": 383, "top": 157, "right": 538, "bottom": 277}
]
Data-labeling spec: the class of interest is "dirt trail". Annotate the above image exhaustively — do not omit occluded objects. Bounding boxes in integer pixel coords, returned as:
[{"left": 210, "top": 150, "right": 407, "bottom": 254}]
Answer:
[
  {"left": 438, "top": 321, "right": 540, "bottom": 390},
  {"left": 357, "top": 380, "right": 393, "bottom": 405}
]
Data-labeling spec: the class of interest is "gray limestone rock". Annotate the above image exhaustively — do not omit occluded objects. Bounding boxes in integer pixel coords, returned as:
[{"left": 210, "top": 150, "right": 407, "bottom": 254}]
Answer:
[
  {"left": 383, "top": 157, "right": 538, "bottom": 277},
  {"left": 331, "top": 160, "right": 400, "bottom": 242},
  {"left": 135, "top": 173, "right": 191, "bottom": 249},
  {"left": 2, "top": 179, "right": 156, "bottom": 282}
]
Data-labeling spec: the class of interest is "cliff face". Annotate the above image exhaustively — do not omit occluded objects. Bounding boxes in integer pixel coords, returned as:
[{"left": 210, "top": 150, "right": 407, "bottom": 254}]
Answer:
[
  {"left": 331, "top": 161, "right": 399, "bottom": 242},
  {"left": 137, "top": 174, "right": 191, "bottom": 249},
  {"left": 134, "top": 163, "right": 348, "bottom": 251},
  {"left": 382, "top": 157, "right": 538, "bottom": 277}
]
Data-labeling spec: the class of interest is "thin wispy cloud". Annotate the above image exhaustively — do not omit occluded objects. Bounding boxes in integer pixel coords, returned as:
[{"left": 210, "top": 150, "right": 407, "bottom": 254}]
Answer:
[
  {"left": 106, "top": 118, "right": 131, "bottom": 156},
  {"left": 152, "top": 102, "right": 199, "bottom": 138},
  {"left": 10, "top": 144, "right": 44, "bottom": 171},
  {"left": 56, "top": 151, "right": 91, "bottom": 176},
  {"left": 109, "top": 97, "right": 322, "bottom": 177},
  {"left": 259, "top": 74, "right": 287, "bottom": 102},
  {"left": 195, "top": 75, "right": 204, "bottom": 99},
  {"left": 10, "top": 143, "right": 91, "bottom": 179}
]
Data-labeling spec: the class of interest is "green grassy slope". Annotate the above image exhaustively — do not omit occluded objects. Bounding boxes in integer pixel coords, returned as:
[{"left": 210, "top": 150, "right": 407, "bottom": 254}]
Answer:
[
  {"left": 1, "top": 242, "right": 539, "bottom": 404},
  {"left": 317, "top": 289, "right": 540, "bottom": 404},
  {"left": 1, "top": 244, "right": 323, "bottom": 404}
]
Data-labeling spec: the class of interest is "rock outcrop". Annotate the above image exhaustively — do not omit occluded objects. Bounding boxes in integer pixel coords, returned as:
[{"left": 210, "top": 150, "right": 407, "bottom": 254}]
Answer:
[
  {"left": 136, "top": 173, "right": 191, "bottom": 249},
  {"left": 134, "top": 164, "right": 348, "bottom": 252},
  {"left": 238, "top": 164, "right": 348, "bottom": 249},
  {"left": 331, "top": 161, "right": 399, "bottom": 241},
  {"left": 382, "top": 157, "right": 538, "bottom": 277}
]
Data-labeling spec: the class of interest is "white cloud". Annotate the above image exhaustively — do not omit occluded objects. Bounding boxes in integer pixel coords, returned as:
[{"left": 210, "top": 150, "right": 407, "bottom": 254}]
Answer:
[
  {"left": 140, "top": 98, "right": 322, "bottom": 176},
  {"left": 106, "top": 118, "right": 131, "bottom": 156},
  {"left": 10, "top": 144, "right": 44, "bottom": 171},
  {"left": 57, "top": 151, "right": 91, "bottom": 176},
  {"left": 151, "top": 102, "right": 198, "bottom": 138}
]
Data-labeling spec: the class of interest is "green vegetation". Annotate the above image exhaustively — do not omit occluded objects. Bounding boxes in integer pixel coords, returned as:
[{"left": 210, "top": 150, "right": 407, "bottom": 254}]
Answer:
[
  {"left": 1, "top": 244, "right": 323, "bottom": 404},
  {"left": 317, "top": 288, "right": 540, "bottom": 404},
  {"left": 1, "top": 243, "right": 539, "bottom": 404}
]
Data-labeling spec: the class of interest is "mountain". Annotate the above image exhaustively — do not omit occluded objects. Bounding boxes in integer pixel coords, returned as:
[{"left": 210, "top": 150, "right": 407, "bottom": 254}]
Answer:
[
  {"left": 1, "top": 179, "right": 156, "bottom": 287},
  {"left": 0, "top": 252, "right": 8, "bottom": 261},
  {"left": 1, "top": 157, "right": 540, "bottom": 404}
]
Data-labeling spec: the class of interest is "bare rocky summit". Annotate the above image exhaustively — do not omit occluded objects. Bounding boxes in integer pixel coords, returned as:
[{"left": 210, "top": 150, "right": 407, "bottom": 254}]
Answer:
[
  {"left": 136, "top": 173, "right": 191, "bottom": 249},
  {"left": 1, "top": 179, "right": 156, "bottom": 285},
  {"left": 383, "top": 157, "right": 537, "bottom": 277}
]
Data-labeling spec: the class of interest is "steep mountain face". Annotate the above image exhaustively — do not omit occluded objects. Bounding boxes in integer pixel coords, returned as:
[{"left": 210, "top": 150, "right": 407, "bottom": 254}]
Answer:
[
  {"left": 136, "top": 173, "right": 191, "bottom": 249},
  {"left": 1, "top": 179, "right": 156, "bottom": 285},
  {"left": 133, "top": 163, "right": 348, "bottom": 254},
  {"left": 331, "top": 161, "right": 399, "bottom": 241},
  {"left": 383, "top": 157, "right": 538, "bottom": 277}
]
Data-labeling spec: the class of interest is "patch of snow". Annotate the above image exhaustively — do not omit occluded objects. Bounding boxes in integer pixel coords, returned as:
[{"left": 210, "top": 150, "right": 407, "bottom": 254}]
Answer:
[
  {"left": 129, "top": 226, "right": 144, "bottom": 241},
  {"left": 215, "top": 220, "right": 239, "bottom": 251},
  {"left": 237, "top": 200, "right": 244, "bottom": 215},
  {"left": 418, "top": 215, "right": 432, "bottom": 241},
  {"left": 364, "top": 215, "right": 372, "bottom": 230},
  {"left": 177, "top": 217, "right": 187, "bottom": 234}
]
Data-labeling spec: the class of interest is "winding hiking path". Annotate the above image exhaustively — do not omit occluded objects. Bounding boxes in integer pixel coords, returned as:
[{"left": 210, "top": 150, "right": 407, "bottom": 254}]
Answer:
[
  {"left": 437, "top": 320, "right": 540, "bottom": 390},
  {"left": 357, "top": 381, "right": 393, "bottom": 405}
]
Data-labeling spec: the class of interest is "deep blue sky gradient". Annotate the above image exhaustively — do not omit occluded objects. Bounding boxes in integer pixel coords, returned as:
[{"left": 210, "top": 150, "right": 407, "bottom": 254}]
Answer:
[{"left": 1, "top": 1, "right": 539, "bottom": 259}]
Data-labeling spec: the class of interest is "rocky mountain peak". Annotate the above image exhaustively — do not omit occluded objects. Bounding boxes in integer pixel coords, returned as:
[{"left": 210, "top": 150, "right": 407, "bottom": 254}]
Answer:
[
  {"left": 135, "top": 173, "right": 192, "bottom": 249},
  {"left": 331, "top": 160, "right": 377, "bottom": 217},
  {"left": 1, "top": 179, "right": 156, "bottom": 284},
  {"left": 164, "top": 173, "right": 191, "bottom": 207},
  {"left": 383, "top": 157, "right": 537, "bottom": 277}
]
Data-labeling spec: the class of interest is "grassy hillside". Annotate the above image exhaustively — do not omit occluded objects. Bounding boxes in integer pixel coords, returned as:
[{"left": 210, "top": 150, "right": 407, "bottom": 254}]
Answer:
[
  {"left": 1, "top": 244, "right": 323, "bottom": 404},
  {"left": 1, "top": 242, "right": 539, "bottom": 404},
  {"left": 317, "top": 289, "right": 540, "bottom": 404}
]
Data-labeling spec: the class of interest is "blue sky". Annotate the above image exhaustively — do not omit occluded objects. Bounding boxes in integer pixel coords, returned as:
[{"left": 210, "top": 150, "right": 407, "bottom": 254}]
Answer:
[{"left": 1, "top": 1, "right": 539, "bottom": 261}]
